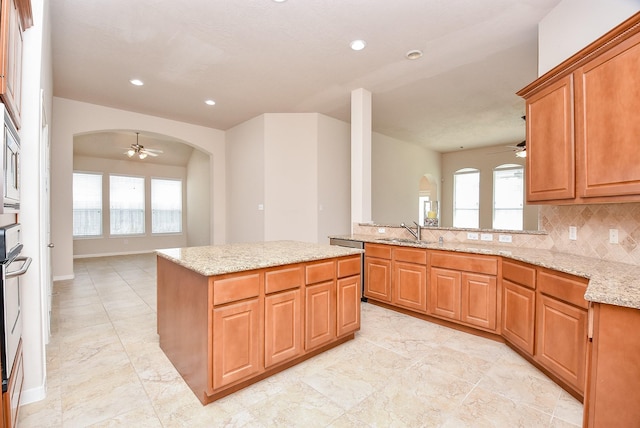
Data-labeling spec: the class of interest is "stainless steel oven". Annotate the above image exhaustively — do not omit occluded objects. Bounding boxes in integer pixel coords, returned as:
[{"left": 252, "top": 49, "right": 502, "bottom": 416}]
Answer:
[
  {"left": 0, "top": 105, "right": 20, "bottom": 213},
  {"left": 0, "top": 224, "right": 30, "bottom": 392}
]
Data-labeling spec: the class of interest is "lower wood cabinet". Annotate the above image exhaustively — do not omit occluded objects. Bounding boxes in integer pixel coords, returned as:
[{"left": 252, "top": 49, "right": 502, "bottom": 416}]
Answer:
[
  {"left": 305, "top": 281, "right": 336, "bottom": 350},
  {"left": 428, "top": 251, "right": 498, "bottom": 332},
  {"left": 264, "top": 288, "right": 303, "bottom": 368},
  {"left": 364, "top": 255, "right": 392, "bottom": 302},
  {"left": 502, "top": 279, "right": 536, "bottom": 355},
  {"left": 535, "top": 268, "right": 588, "bottom": 396},
  {"left": 337, "top": 274, "right": 361, "bottom": 337},
  {"left": 212, "top": 298, "right": 262, "bottom": 389},
  {"left": 393, "top": 261, "right": 427, "bottom": 313}
]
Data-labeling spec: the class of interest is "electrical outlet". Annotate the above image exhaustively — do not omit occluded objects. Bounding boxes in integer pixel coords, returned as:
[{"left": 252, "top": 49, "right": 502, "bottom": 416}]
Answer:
[
  {"left": 499, "top": 234, "right": 512, "bottom": 243},
  {"left": 481, "top": 233, "right": 493, "bottom": 241},
  {"left": 609, "top": 228, "right": 619, "bottom": 244},
  {"left": 378, "top": 228, "right": 386, "bottom": 234},
  {"left": 569, "top": 226, "right": 577, "bottom": 241},
  {"left": 258, "top": 204, "right": 264, "bottom": 211},
  {"left": 467, "top": 232, "right": 479, "bottom": 240}
]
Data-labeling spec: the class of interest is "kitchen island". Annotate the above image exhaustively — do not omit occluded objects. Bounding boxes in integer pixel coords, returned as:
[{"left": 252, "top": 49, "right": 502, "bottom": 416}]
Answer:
[{"left": 156, "top": 241, "right": 363, "bottom": 404}]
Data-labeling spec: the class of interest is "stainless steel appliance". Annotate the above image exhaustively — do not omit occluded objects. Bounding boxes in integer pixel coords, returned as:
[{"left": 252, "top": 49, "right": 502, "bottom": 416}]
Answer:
[
  {"left": 329, "top": 238, "right": 366, "bottom": 302},
  {"left": 0, "top": 105, "right": 20, "bottom": 213},
  {"left": 0, "top": 224, "right": 30, "bottom": 392}
]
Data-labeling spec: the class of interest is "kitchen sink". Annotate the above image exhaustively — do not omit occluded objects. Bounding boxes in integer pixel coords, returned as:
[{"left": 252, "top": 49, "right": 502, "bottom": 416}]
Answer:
[{"left": 376, "top": 237, "right": 422, "bottom": 244}]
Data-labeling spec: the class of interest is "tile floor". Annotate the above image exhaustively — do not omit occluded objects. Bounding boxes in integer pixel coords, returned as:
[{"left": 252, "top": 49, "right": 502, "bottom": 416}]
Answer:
[{"left": 19, "top": 253, "right": 584, "bottom": 427}]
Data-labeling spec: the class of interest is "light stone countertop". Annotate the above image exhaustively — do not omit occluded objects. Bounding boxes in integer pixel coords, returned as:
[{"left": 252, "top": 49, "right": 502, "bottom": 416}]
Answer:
[
  {"left": 156, "top": 240, "right": 364, "bottom": 277},
  {"left": 330, "top": 234, "right": 640, "bottom": 311}
]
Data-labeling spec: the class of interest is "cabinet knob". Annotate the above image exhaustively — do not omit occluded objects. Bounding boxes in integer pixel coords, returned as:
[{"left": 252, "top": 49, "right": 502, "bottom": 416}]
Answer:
[{"left": 48, "top": 243, "right": 55, "bottom": 248}]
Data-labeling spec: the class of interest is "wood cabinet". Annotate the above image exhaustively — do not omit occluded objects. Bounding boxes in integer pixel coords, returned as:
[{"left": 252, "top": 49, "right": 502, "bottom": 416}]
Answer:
[
  {"left": 157, "top": 251, "right": 360, "bottom": 405},
  {"left": 364, "top": 243, "right": 392, "bottom": 302},
  {"left": 502, "top": 260, "right": 536, "bottom": 355},
  {"left": 392, "top": 247, "right": 427, "bottom": 313},
  {"left": 428, "top": 251, "right": 498, "bottom": 332},
  {"left": 535, "top": 268, "right": 588, "bottom": 396},
  {"left": 0, "top": 0, "right": 26, "bottom": 128},
  {"left": 212, "top": 297, "right": 262, "bottom": 389},
  {"left": 264, "top": 266, "right": 303, "bottom": 368},
  {"left": 518, "top": 14, "right": 640, "bottom": 204},
  {"left": 584, "top": 303, "right": 640, "bottom": 427},
  {"left": 2, "top": 339, "right": 21, "bottom": 428}
]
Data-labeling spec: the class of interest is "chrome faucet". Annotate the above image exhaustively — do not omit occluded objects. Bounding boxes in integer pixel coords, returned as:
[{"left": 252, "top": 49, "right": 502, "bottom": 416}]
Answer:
[{"left": 400, "top": 221, "right": 421, "bottom": 241}]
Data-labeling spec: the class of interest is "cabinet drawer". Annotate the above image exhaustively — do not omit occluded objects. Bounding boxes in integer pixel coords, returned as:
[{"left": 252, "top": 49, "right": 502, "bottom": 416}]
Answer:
[
  {"left": 265, "top": 266, "right": 303, "bottom": 294},
  {"left": 213, "top": 273, "right": 261, "bottom": 306},
  {"left": 365, "top": 243, "right": 392, "bottom": 259},
  {"left": 503, "top": 259, "right": 536, "bottom": 289},
  {"left": 430, "top": 251, "right": 497, "bottom": 275},
  {"left": 537, "top": 269, "right": 588, "bottom": 309},
  {"left": 393, "top": 247, "right": 426, "bottom": 264},
  {"left": 305, "top": 260, "right": 335, "bottom": 285},
  {"left": 337, "top": 256, "right": 361, "bottom": 278}
]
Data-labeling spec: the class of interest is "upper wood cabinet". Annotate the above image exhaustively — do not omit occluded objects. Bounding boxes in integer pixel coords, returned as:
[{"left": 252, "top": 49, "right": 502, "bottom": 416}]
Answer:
[
  {"left": 518, "top": 13, "right": 640, "bottom": 204},
  {"left": 0, "top": 0, "right": 31, "bottom": 128}
]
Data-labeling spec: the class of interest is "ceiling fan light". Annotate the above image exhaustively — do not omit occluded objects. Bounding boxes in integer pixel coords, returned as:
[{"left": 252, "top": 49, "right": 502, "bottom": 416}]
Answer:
[
  {"left": 139, "top": 152, "right": 148, "bottom": 160},
  {"left": 515, "top": 150, "right": 527, "bottom": 158},
  {"left": 127, "top": 149, "right": 135, "bottom": 157}
]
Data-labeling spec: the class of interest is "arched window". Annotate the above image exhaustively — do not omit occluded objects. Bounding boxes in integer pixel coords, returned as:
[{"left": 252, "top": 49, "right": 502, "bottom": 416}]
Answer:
[
  {"left": 493, "top": 164, "right": 524, "bottom": 230},
  {"left": 453, "top": 168, "right": 480, "bottom": 228}
]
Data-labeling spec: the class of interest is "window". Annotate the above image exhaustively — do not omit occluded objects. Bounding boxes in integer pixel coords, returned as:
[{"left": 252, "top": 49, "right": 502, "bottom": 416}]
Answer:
[
  {"left": 493, "top": 164, "right": 524, "bottom": 230},
  {"left": 110, "top": 175, "right": 145, "bottom": 235},
  {"left": 453, "top": 168, "right": 480, "bottom": 228},
  {"left": 73, "top": 172, "right": 103, "bottom": 237},
  {"left": 152, "top": 178, "right": 182, "bottom": 234}
]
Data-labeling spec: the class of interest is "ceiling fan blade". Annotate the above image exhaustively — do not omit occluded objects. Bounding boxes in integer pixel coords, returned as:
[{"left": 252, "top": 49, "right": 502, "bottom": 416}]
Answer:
[
  {"left": 141, "top": 150, "right": 159, "bottom": 157},
  {"left": 143, "top": 148, "right": 163, "bottom": 154}
]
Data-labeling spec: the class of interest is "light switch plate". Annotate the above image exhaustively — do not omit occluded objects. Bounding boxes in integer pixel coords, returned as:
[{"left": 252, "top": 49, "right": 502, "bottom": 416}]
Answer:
[
  {"left": 569, "top": 226, "right": 577, "bottom": 241},
  {"left": 609, "top": 228, "right": 619, "bottom": 244},
  {"left": 378, "top": 228, "right": 386, "bottom": 234},
  {"left": 481, "top": 233, "right": 493, "bottom": 241},
  {"left": 499, "top": 234, "right": 512, "bottom": 243},
  {"left": 467, "top": 232, "right": 479, "bottom": 240}
]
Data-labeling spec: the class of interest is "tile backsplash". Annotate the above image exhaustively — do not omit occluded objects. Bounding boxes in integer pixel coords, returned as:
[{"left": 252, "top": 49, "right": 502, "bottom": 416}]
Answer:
[
  {"left": 354, "top": 203, "right": 640, "bottom": 265},
  {"left": 539, "top": 203, "right": 640, "bottom": 265}
]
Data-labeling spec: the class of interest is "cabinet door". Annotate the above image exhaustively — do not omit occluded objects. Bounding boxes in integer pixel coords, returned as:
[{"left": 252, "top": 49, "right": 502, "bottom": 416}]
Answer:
[
  {"left": 525, "top": 74, "right": 575, "bottom": 202},
  {"left": 264, "top": 289, "right": 302, "bottom": 368},
  {"left": 461, "top": 273, "right": 497, "bottom": 331},
  {"left": 305, "top": 281, "right": 336, "bottom": 351},
  {"left": 0, "top": 0, "right": 23, "bottom": 126},
  {"left": 428, "top": 267, "right": 461, "bottom": 321},
  {"left": 575, "top": 32, "right": 640, "bottom": 199},
  {"left": 502, "top": 279, "right": 536, "bottom": 355},
  {"left": 364, "top": 256, "right": 391, "bottom": 303},
  {"left": 536, "top": 294, "right": 587, "bottom": 394},
  {"left": 392, "top": 261, "right": 427, "bottom": 313},
  {"left": 212, "top": 299, "right": 262, "bottom": 389},
  {"left": 337, "top": 275, "right": 361, "bottom": 337}
]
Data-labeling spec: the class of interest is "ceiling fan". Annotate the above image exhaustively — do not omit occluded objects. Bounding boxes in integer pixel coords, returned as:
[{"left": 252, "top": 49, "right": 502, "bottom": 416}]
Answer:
[
  {"left": 488, "top": 116, "right": 527, "bottom": 157},
  {"left": 124, "top": 132, "right": 163, "bottom": 159}
]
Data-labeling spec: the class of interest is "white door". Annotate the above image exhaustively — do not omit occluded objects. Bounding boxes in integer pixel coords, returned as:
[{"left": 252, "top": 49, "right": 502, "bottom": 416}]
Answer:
[{"left": 39, "top": 90, "right": 52, "bottom": 342}]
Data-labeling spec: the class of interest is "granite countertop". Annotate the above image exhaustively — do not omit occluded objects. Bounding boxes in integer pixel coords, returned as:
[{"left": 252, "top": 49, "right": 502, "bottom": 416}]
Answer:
[
  {"left": 156, "top": 240, "right": 364, "bottom": 277},
  {"left": 330, "top": 234, "right": 640, "bottom": 310}
]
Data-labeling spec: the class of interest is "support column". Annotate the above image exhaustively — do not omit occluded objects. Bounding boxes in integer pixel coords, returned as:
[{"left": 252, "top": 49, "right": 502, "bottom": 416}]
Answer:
[{"left": 351, "top": 88, "right": 372, "bottom": 231}]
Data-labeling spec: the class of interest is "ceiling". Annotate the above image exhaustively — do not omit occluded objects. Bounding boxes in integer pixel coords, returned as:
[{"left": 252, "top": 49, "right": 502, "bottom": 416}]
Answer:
[{"left": 53, "top": 0, "right": 562, "bottom": 158}]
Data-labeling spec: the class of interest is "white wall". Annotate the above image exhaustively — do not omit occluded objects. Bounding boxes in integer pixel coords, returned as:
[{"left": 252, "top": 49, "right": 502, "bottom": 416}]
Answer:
[
  {"left": 19, "top": 0, "right": 54, "bottom": 404},
  {"left": 51, "top": 98, "right": 226, "bottom": 279},
  {"left": 538, "top": 0, "right": 640, "bottom": 74},
  {"left": 317, "top": 114, "right": 351, "bottom": 244},
  {"left": 371, "top": 133, "right": 441, "bottom": 225},
  {"left": 264, "top": 113, "right": 318, "bottom": 243},
  {"left": 225, "top": 115, "right": 265, "bottom": 243},
  {"left": 186, "top": 149, "right": 211, "bottom": 247},
  {"left": 72, "top": 156, "right": 188, "bottom": 256}
]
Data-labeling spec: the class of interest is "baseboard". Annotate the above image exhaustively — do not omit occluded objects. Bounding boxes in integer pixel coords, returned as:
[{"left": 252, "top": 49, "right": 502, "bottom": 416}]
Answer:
[
  {"left": 53, "top": 274, "right": 74, "bottom": 281},
  {"left": 20, "top": 383, "right": 47, "bottom": 406},
  {"left": 73, "top": 250, "right": 155, "bottom": 259}
]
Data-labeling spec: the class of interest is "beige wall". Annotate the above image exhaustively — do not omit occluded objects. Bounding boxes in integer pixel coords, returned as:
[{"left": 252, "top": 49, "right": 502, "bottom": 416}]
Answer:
[
  {"left": 226, "top": 115, "right": 266, "bottom": 243},
  {"left": 186, "top": 149, "right": 211, "bottom": 247},
  {"left": 372, "top": 133, "right": 441, "bottom": 225},
  {"left": 538, "top": 0, "right": 639, "bottom": 74},
  {"left": 226, "top": 113, "right": 351, "bottom": 244},
  {"left": 441, "top": 144, "right": 538, "bottom": 231},
  {"left": 72, "top": 156, "right": 188, "bottom": 256},
  {"left": 51, "top": 97, "right": 226, "bottom": 279}
]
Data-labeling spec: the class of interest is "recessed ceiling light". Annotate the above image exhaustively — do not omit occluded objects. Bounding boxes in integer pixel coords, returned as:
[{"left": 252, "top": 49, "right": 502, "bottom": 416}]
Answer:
[
  {"left": 129, "top": 79, "right": 144, "bottom": 86},
  {"left": 205, "top": 99, "right": 216, "bottom": 106},
  {"left": 406, "top": 50, "right": 423, "bottom": 60},
  {"left": 350, "top": 40, "right": 366, "bottom": 51},
  {"left": 272, "top": 0, "right": 287, "bottom": 2}
]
